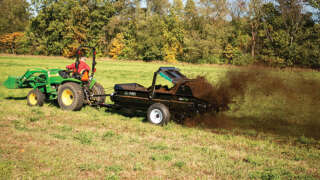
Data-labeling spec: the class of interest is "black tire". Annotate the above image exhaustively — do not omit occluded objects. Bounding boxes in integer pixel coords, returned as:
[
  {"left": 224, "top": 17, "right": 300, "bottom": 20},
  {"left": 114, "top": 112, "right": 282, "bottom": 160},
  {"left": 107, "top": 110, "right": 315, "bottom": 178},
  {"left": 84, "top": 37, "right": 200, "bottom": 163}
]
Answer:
[
  {"left": 57, "top": 82, "right": 84, "bottom": 111},
  {"left": 27, "top": 89, "right": 45, "bottom": 106},
  {"left": 147, "top": 103, "right": 170, "bottom": 125},
  {"left": 91, "top": 82, "right": 106, "bottom": 104}
]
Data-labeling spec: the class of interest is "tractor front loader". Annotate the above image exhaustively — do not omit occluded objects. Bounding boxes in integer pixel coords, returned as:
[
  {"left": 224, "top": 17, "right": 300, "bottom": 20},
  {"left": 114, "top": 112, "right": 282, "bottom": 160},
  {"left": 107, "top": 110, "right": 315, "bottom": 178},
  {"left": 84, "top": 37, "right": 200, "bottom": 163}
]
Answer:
[{"left": 3, "top": 46, "right": 105, "bottom": 111}]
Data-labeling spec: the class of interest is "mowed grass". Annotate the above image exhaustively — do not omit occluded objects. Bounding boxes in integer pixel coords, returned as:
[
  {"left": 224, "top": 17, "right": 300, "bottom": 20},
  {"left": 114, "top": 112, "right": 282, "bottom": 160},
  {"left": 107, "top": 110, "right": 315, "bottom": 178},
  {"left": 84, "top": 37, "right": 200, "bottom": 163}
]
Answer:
[{"left": 0, "top": 55, "right": 319, "bottom": 179}]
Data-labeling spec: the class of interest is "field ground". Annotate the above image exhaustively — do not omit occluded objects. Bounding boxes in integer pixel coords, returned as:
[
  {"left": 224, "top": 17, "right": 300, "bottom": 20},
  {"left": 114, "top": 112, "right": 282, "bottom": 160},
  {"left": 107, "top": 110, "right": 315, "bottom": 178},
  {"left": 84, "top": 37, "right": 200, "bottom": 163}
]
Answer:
[{"left": 0, "top": 55, "right": 319, "bottom": 179}]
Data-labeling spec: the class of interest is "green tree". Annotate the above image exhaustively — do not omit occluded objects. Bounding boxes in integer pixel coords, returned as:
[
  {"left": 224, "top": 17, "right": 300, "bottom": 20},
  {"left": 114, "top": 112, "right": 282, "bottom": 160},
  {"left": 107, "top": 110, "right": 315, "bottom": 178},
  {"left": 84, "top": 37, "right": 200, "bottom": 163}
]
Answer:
[
  {"left": 162, "top": 6, "right": 184, "bottom": 62},
  {"left": 147, "top": 0, "right": 170, "bottom": 16},
  {"left": 184, "top": 0, "right": 198, "bottom": 30},
  {"left": 172, "top": 0, "right": 183, "bottom": 16},
  {"left": 257, "top": 2, "right": 319, "bottom": 67},
  {"left": 306, "top": 0, "right": 320, "bottom": 21},
  {"left": 248, "top": 0, "right": 263, "bottom": 58},
  {"left": 0, "top": 0, "right": 30, "bottom": 35},
  {"left": 27, "top": 0, "right": 115, "bottom": 55},
  {"left": 6, "top": 0, "right": 319, "bottom": 69},
  {"left": 199, "top": 0, "right": 229, "bottom": 20}
]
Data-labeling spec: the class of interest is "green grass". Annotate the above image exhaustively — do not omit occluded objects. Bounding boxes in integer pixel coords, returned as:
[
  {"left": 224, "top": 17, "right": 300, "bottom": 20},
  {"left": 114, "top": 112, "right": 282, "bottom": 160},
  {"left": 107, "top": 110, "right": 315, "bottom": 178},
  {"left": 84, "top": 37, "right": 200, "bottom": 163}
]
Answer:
[{"left": 0, "top": 55, "right": 319, "bottom": 179}]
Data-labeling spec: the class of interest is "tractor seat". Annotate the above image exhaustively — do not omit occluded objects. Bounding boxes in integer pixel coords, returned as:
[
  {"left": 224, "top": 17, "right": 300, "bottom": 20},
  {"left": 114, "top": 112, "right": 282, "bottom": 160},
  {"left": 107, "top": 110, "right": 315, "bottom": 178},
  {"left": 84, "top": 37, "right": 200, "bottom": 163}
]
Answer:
[
  {"left": 59, "top": 70, "right": 71, "bottom": 79},
  {"left": 69, "top": 70, "right": 89, "bottom": 81}
]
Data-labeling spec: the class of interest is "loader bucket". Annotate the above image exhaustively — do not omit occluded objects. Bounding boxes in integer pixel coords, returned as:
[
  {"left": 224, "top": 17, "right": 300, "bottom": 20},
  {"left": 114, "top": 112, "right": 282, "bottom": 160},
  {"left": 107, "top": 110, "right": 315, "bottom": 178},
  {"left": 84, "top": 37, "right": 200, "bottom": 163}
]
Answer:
[{"left": 3, "top": 76, "right": 20, "bottom": 89}]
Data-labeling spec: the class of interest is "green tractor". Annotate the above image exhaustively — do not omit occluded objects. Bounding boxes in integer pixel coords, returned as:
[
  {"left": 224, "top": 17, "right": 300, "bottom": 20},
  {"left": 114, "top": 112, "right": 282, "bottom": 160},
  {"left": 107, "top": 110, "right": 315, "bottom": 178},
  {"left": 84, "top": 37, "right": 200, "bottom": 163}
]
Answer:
[{"left": 3, "top": 46, "right": 105, "bottom": 111}]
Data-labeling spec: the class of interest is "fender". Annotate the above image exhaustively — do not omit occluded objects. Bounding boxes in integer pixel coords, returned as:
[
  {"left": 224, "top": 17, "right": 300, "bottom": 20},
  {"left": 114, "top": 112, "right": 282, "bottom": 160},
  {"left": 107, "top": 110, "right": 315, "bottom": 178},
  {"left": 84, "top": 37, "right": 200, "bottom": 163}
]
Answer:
[
  {"left": 61, "top": 78, "right": 82, "bottom": 84},
  {"left": 89, "top": 78, "right": 96, "bottom": 89}
]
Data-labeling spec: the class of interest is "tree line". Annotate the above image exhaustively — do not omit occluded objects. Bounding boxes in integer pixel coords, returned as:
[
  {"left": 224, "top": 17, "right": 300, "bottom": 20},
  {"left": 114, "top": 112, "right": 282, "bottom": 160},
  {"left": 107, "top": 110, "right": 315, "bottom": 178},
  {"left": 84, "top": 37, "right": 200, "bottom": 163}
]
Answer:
[{"left": 0, "top": 0, "right": 319, "bottom": 68}]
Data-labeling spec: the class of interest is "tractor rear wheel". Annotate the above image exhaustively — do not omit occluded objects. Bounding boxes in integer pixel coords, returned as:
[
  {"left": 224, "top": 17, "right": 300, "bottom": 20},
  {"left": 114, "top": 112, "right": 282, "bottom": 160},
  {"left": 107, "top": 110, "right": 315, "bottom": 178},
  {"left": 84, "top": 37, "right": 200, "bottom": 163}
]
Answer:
[
  {"left": 58, "top": 82, "right": 84, "bottom": 111},
  {"left": 147, "top": 103, "right": 170, "bottom": 125},
  {"left": 27, "top": 89, "right": 45, "bottom": 106},
  {"left": 91, "top": 82, "right": 106, "bottom": 104}
]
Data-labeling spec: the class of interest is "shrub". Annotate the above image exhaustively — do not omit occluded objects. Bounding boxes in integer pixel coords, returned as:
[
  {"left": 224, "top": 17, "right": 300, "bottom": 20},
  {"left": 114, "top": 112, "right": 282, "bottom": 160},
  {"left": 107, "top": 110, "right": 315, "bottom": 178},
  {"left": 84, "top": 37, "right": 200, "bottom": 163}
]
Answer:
[
  {"left": 199, "top": 55, "right": 225, "bottom": 64},
  {"left": 260, "top": 55, "right": 286, "bottom": 68},
  {"left": 297, "top": 135, "right": 315, "bottom": 145},
  {"left": 232, "top": 53, "right": 254, "bottom": 66}
]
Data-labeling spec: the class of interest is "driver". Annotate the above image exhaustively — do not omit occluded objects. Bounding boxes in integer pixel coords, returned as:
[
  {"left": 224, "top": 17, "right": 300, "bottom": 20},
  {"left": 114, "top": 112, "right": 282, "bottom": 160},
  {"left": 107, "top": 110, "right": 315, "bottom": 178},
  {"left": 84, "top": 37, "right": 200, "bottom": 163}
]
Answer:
[{"left": 66, "top": 57, "right": 90, "bottom": 74}]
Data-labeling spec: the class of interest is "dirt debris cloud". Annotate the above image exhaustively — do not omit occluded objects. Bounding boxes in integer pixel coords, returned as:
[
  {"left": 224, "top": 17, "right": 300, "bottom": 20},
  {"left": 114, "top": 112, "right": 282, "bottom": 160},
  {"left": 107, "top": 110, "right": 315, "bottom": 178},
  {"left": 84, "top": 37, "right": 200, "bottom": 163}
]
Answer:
[{"left": 184, "top": 67, "right": 320, "bottom": 139}]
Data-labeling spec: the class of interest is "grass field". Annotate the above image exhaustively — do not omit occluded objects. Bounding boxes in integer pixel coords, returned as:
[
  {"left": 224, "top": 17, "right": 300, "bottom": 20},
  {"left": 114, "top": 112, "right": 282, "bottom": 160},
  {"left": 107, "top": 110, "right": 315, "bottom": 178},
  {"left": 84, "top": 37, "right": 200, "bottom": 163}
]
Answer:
[{"left": 0, "top": 55, "right": 319, "bottom": 179}]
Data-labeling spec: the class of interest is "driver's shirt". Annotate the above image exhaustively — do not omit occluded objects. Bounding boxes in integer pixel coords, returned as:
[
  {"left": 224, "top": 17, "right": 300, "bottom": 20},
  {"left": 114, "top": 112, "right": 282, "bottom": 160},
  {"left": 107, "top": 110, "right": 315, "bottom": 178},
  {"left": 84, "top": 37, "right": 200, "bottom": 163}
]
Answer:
[{"left": 66, "top": 61, "right": 90, "bottom": 74}]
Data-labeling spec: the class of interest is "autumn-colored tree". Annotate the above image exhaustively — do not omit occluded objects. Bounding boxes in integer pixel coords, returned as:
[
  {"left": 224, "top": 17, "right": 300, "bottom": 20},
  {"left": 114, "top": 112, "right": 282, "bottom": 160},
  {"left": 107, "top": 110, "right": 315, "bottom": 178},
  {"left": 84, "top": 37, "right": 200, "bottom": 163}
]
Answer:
[
  {"left": 0, "top": 32, "right": 25, "bottom": 54},
  {"left": 109, "top": 33, "right": 125, "bottom": 59}
]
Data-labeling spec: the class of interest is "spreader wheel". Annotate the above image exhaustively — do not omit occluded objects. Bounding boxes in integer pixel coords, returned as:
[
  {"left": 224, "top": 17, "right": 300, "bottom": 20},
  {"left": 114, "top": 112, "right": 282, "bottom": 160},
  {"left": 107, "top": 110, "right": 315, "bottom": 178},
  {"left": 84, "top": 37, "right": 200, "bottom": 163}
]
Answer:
[
  {"left": 27, "top": 89, "right": 45, "bottom": 106},
  {"left": 58, "top": 82, "right": 84, "bottom": 111},
  {"left": 147, "top": 103, "right": 170, "bottom": 125}
]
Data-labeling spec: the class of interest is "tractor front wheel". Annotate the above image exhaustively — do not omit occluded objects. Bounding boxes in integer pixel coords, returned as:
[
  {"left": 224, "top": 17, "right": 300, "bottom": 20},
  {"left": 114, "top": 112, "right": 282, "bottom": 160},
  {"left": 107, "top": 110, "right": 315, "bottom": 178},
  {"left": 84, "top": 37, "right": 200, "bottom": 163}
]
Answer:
[
  {"left": 147, "top": 103, "right": 170, "bottom": 125},
  {"left": 58, "top": 82, "right": 84, "bottom": 111},
  {"left": 27, "top": 89, "right": 45, "bottom": 106}
]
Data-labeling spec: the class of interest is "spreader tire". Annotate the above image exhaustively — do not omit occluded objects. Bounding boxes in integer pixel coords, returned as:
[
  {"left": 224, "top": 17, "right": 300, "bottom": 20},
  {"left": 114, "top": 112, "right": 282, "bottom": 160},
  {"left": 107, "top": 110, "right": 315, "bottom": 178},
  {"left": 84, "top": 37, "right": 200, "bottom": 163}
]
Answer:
[
  {"left": 27, "top": 89, "right": 45, "bottom": 106},
  {"left": 92, "top": 82, "right": 106, "bottom": 104},
  {"left": 147, "top": 103, "right": 170, "bottom": 125},
  {"left": 58, "top": 82, "right": 84, "bottom": 111}
]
